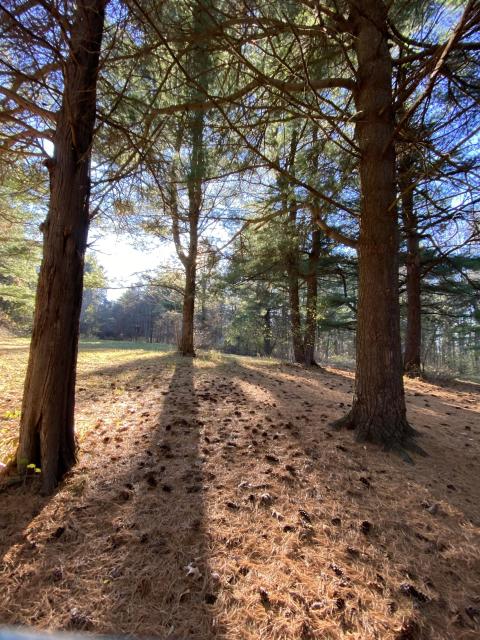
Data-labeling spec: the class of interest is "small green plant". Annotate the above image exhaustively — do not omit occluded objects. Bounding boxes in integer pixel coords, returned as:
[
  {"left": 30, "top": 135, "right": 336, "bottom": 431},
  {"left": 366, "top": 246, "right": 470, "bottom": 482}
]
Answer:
[
  {"left": 2, "top": 409, "right": 21, "bottom": 420},
  {"left": 17, "top": 458, "right": 41, "bottom": 484}
]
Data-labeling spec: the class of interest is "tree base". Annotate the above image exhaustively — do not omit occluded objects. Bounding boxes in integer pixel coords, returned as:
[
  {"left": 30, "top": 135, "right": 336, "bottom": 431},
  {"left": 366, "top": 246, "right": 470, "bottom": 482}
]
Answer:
[
  {"left": 331, "top": 410, "right": 427, "bottom": 462},
  {"left": 404, "top": 364, "right": 423, "bottom": 379},
  {"left": 292, "top": 356, "right": 325, "bottom": 371},
  {"left": 40, "top": 450, "right": 75, "bottom": 495},
  {"left": 41, "top": 472, "right": 63, "bottom": 496},
  {"left": 305, "top": 360, "right": 326, "bottom": 372},
  {"left": 179, "top": 349, "right": 196, "bottom": 357}
]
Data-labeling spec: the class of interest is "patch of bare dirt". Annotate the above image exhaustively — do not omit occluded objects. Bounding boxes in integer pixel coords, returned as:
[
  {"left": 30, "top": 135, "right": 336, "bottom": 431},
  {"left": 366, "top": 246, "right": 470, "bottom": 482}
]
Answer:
[{"left": 1, "top": 352, "right": 479, "bottom": 639}]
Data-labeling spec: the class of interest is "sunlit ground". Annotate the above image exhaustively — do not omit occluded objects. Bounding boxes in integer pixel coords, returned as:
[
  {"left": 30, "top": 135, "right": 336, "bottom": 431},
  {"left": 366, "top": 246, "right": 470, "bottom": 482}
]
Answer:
[
  {"left": 0, "top": 338, "right": 175, "bottom": 465},
  {"left": 1, "top": 338, "right": 479, "bottom": 639}
]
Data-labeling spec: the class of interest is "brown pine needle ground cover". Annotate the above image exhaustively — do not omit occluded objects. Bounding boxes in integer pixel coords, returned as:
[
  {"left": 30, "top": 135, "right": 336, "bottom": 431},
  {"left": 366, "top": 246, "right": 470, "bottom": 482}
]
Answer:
[{"left": 0, "top": 339, "right": 479, "bottom": 640}]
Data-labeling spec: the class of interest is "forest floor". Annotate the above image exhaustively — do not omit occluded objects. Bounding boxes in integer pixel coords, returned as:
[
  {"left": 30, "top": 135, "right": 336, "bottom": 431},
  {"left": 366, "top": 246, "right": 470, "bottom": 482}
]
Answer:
[{"left": 0, "top": 339, "right": 479, "bottom": 640}]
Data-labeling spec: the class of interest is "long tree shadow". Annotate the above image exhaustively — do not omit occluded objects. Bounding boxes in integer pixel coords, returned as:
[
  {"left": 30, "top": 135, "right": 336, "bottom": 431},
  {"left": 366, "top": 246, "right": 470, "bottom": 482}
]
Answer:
[
  {"left": 0, "top": 481, "right": 52, "bottom": 566},
  {"left": 1, "top": 352, "right": 478, "bottom": 638},
  {"left": 93, "top": 357, "right": 220, "bottom": 638},
  {"left": 0, "top": 356, "right": 223, "bottom": 639},
  {"left": 0, "top": 352, "right": 175, "bottom": 569},
  {"left": 84, "top": 353, "right": 479, "bottom": 638}
]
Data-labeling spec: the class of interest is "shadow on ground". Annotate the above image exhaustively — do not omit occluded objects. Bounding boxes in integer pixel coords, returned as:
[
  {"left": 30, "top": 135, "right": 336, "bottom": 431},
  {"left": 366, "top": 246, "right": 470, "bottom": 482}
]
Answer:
[{"left": 1, "top": 352, "right": 479, "bottom": 639}]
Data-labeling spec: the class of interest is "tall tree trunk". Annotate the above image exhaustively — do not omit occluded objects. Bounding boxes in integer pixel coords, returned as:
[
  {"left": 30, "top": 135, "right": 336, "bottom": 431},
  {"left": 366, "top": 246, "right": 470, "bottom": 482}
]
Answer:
[
  {"left": 176, "top": 0, "right": 209, "bottom": 356},
  {"left": 178, "top": 113, "right": 202, "bottom": 356},
  {"left": 17, "top": 0, "right": 106, "bottom": 493},
  {"left": 304, "top": 229, "right": 321, "bottom": 366},
  {"left": 180, "top": 246, "right": 198, "bottom": 356},
  {"left": 263, "top": 307, "right": 273, "bottom": 356},
  {"left": 287, "top": 263, "right": 305, "bottom": 363},
  {"left": 400, "top": 157, "right": 422, "bottom": 376},
  {"left": 336, "top": 1, "right": 416, "bottom": 450}
]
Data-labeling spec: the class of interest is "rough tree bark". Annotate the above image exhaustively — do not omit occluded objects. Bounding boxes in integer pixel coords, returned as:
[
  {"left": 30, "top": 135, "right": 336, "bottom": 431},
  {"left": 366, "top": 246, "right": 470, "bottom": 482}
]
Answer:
[
  {"left": 17, "top": 0, "right": 107, "bottom": 493},
  {"left": 334, "top": 0, "right": 418, "bottom": 453},
  {"left": 400, "top": 156, "right": 422, "bottom": 376}
]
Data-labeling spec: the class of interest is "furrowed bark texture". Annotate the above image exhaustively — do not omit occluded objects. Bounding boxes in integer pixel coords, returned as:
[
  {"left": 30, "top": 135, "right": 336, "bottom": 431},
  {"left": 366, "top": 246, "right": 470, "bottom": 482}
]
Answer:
[
  {"left": 338, "top": 0, "right": 412, "bottom": 446},
  {"left": 17, "top": 0, "right": 106, "bottom": 493}
]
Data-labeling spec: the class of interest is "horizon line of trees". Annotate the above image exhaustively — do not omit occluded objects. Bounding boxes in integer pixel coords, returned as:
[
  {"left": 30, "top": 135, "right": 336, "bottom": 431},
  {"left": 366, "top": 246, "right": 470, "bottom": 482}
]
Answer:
[{"left": 76, "top": 244, "right": 480, "bottom": 378}]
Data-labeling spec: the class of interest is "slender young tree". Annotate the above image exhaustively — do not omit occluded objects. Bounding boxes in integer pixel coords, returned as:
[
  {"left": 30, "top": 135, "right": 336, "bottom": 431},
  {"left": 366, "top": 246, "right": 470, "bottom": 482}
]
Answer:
[
  {"left": 177, "top": 107, "right": 206, "bottom": 356},
  {"left": 151, "top": 0, "right": 213, "bottom": 356},
  {"left": 303, "top": 228, "right": 321, "bottom": 366},
  {"left": 278, "top": 132, "right": 306, "bottom": 364},
  {"left": 278, "top": 127, "right": 325, "bottom": 366}
]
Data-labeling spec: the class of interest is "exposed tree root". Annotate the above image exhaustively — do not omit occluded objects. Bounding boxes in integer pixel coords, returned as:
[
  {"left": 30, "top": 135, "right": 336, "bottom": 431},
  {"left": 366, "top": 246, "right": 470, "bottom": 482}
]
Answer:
[
  {"left": 331, "top": 410, "right": 428, "bottom": 461},
  {"left": 331, "top": 412, "right": 356, "bottom": 431},
  {"left": 0, "top": 462, "right": 43, "bottom": 493},
  {"left": 0, "top": 476, "right": 24, "bottom": 492},
  {"left": 389, "top": 439, "right": 428, "bottom": 464},
  {"left": 305, "top": 360, "right": 325, "bottom": 371},
  {"left": 389, "top": 444, "right": 415, "bottom": 464}
]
